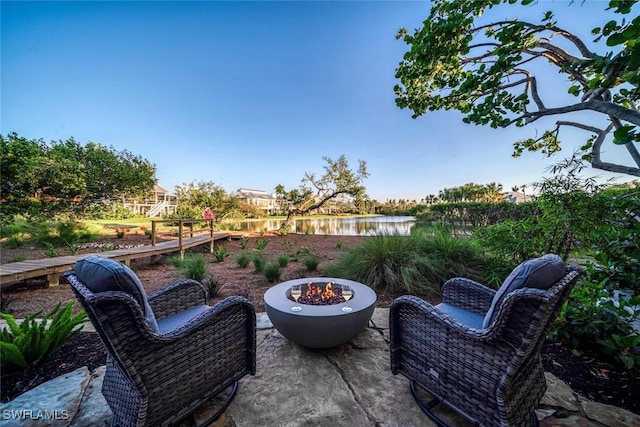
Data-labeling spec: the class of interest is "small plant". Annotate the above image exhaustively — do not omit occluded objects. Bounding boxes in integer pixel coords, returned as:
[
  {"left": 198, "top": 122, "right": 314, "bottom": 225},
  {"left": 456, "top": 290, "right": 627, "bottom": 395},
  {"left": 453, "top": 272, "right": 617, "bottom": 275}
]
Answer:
[
  {"left": 254, "top": 238, "right": 270, "bottom": 251},
  {"left": 336, "top": 240, "right": 343, "bottom": 249},
  {"left": 169, "top": 255, "right": 183, "bottom": 269},
  {"left": 291, "top": 245, "right": 314, "bottom": 262},
  {"left": 44, "top": 242, "right": 58, "bottom": 258},
  {"left": 597, "top": 334, "right": 640, "bottom": 370},
  {"left": 179, "top": 254, "right": 207, "bottom": 281},
  {"left": 0, "top": 302, "right": 86, "bottom": 371},
  {"left": 253, "top": 254, "right": 266, "bottom": 273},
  {"left": 203, "top": 275, "right": 221, "bottom": 299},
  {"left": 213, "top": 245, "right": 229, "bottom": 262},
  {"left": 303, "top": 255, "right": 320, "bottom": 272},
  {"left": 264, "top": 263, "right": 282, "bottom": 283},
  {"left": 239, "top": 236, "right": 249, "bottom": 249},
  {"left": 277, "top": 253, "right": 289, "bottom": 268},
  {"left": 67, "top": 242, "right": 80, "bottom": 255},
  {"left": 116, "top": 228, "right": 126, "bottom": 239},
  {"left": 282, "top": 238, "right": 293, "bottom": 249},
  {"left": 236, "top": 252, "right": 251, "bottom": 268},
  {"left": 1, "top": 294, "right": 16, "bottom": 313},
  {"left": 8, "top": 255, "right": 27, "bottom": 263}
]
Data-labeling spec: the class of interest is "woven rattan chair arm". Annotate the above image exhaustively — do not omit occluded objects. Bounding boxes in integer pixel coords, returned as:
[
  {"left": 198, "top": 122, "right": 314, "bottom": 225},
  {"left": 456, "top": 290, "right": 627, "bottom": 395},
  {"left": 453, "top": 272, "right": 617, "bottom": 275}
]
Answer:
[
  {"left": 154, "top": 296, "right": 255, "bottom": 340},
  {"left": 391, "top": 295, "right": 495, "bottom": 341},
  {"left": 441, "top": 277, "right": 496, "bottom": 314},
  {"left": 148, "top": 279, "right": 207, "bottom": 317}
]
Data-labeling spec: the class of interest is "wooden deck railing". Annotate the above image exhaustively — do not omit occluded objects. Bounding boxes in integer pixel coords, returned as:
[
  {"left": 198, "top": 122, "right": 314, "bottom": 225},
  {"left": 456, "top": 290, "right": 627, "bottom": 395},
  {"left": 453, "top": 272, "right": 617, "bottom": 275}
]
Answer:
[{"left": 151, "top": 218, "right": 216, "bottom": 258}]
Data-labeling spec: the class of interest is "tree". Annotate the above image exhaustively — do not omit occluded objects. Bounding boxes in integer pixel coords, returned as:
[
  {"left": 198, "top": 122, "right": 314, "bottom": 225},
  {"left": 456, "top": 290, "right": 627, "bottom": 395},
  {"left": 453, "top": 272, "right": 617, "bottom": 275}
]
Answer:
[
  {"left": 0, "top": 133, "right": 156, "bottom": 220},
  {"left": 275, "top": 155, "right": 369, "bottom": 233},
  {"left": 173, "top": 181, "right": 241, "bottom": 220},
  {"left": 394, "top": 0, "right": 640, "bottom": 177}
]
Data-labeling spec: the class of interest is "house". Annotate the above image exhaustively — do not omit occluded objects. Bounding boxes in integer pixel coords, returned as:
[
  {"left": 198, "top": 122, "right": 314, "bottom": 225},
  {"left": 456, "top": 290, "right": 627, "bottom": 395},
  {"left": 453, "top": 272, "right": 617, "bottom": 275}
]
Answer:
[
  {"left": 503, "top": 191, "right": 533, "bottom": 204},
  {"left": 122, "top": 184, "right": 178, "bottom": 217},
  {"left": 235, "top": 188, "right": 279, "bottom": 215}
]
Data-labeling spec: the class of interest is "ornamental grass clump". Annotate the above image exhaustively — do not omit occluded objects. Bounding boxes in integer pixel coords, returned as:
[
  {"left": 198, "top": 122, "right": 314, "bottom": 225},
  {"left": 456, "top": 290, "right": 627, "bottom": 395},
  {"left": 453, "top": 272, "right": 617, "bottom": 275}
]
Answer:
[
  {"left": 264, "top": 263, "right": 282, "bottom": 283},
  {"left": 236, "top": 252, "right": 251, "bottom": 268},
  {"left": 0, "top": 302, "right": 86, "bottom": 372},
  {"left": 277, "top": 253, "right": 289, "bottom": 268},
  {"left": 324, "top": 228, "right": 487, "bottom": 296},
  {"left": 178, "top": 253, "right": 207, "bottom": 282}
]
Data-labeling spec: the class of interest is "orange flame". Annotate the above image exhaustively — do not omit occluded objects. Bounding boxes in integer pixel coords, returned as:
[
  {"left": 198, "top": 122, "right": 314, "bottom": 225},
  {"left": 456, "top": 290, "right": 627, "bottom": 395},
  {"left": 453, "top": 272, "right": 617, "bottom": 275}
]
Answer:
[{"left": 305, "top": 281, "right": 336, "bottom": 301}]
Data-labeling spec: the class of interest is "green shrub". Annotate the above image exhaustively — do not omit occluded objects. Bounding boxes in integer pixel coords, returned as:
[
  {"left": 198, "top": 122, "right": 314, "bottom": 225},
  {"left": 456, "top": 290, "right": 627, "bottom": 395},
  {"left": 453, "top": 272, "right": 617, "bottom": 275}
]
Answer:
[
  {"left": 253, "top": 254, "right": 266, "bottom": 273},
  {"left": 0, "top": 302, "right": 86, "bottom": 372},
  {"left": 8, "top": 255, "right": 27, "bottom": 263},
  {"left": 324, "top": 233, "right": 436, "bottom": 295},
  {"left": 236, "top": 252, "right": 251, "bottom": 268},
  {"left": 254, "top": 238, "right": 269, "bottom": 251},
  {"left": 303, "top": 255, "right": 320, "bottom": 272},
  {"left": 324, "top": 229, "right": 488, "bottom": 296},
  {"left": 179, "top": 254, "right": 207, "bottom": 281},
  {"left": 213, "top": 245, "right": 229, "bottom": 262},
  {"left": 277, "top": 253, "right": 289, "bottom": 268},
  {"left": 239, "top": 236, "right": 249, "bottom": 249},
  {"left": 168, "top": 255, "right": 184, "bottom": 269},
  {"left": 264, "top": 263, "right": 282, "bottom": 283},
  {"left": 550, "top": 267, "right": 640, "bottom": 370},
  {"left": 44, "top": 242, "right": 58, "bottom": 258},
  {"left": 411, "top": 225, "right": 486, "bottom": 286}
]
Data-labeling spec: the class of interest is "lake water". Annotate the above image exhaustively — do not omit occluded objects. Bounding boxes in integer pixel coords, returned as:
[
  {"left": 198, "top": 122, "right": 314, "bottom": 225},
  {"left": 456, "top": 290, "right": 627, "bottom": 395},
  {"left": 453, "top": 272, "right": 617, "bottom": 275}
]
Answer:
[{"left": 238, "top": 216, "right": 416, "bottom": 236}]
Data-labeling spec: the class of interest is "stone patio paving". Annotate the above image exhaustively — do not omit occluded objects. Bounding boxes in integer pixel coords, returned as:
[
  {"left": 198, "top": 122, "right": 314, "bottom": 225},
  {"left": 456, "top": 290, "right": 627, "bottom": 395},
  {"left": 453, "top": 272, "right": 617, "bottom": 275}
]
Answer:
[{"left": 2, "top": 309, "right": 639, "bottom": 427}]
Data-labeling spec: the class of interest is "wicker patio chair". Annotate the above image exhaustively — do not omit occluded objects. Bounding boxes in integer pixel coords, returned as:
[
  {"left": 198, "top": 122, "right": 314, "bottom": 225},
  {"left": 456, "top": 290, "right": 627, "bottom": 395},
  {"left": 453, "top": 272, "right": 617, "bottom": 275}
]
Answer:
[
  {"left": 390, "top": 254, "right": 582, "bottom": 427},
  {"left": 65, "top": 255, "right": 256, "bottom": 427}
]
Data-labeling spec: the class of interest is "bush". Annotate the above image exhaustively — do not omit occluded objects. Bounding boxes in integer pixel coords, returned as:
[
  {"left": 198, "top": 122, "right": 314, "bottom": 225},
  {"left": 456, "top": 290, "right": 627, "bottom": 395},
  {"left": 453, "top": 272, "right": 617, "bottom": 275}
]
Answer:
[
  {"left": 254, "top": 238, "right": 269, "bottom": 251},
  {"left": 213, "top": 245, "right": 229, "bottom": 262},
  {"left": 550, "top": 266, "right": 640, "bottom": 370},
  {"left": 277, "top": 253, "right": 289, "bottom": 268},
  {"left": 236, "top": 252, "right": 251, "bottom": 268},
  {"left": 253, "top": 254, "right": 266, "bottom": 273},
  {"left": 324, "top": 228, "right": 488, "bottom": 296},
  {"left": 264, "top": 263, "right": 282, "bottom": 283},
  {"left": 303, "top": 255, "right": 320, "bottom": 272},
  {"left": 0, "top": 302, "right": 86, "bottom": 372},
  {"left": 177, "top": 253, "right": 207, "bottom": 282},
  {"left": 324, "top": 233, "right": 436, "bottom": 295}
]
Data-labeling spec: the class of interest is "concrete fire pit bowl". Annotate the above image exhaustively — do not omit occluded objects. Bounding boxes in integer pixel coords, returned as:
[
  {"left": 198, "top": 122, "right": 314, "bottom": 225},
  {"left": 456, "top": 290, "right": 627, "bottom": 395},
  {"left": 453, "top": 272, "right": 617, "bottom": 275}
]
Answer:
[{"left": 264, "top": 278, "right": 377, "bottom": 349}]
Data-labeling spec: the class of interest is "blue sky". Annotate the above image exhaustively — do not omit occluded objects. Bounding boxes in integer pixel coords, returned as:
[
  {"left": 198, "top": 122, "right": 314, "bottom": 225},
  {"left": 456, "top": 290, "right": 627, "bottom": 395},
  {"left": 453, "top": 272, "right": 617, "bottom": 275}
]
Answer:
[{"left": 1, "top": 1, "right": 634, "bottom": 202}]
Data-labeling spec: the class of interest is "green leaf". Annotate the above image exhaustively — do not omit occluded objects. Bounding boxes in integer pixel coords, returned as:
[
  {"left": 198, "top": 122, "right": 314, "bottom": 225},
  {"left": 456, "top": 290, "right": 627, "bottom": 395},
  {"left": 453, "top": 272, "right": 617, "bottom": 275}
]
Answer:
[{"left": 0, "top": 342, "right": 27, "bottom": 369}]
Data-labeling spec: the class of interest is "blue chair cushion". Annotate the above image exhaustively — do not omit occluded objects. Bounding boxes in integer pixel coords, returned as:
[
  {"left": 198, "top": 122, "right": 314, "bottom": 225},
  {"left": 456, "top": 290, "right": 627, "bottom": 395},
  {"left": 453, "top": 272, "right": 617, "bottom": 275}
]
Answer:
[
  {"left": 436, "top": 303, "right": 484, "bottom": 329},
  {"left": 482, "top": 254, "right": 565, "bottom": 329},
  {"left": 156, "top": 305, "right": 210, "bottom": 334},
  {"left": 74, "top": 255, "right": 159, "bottom": 332}
]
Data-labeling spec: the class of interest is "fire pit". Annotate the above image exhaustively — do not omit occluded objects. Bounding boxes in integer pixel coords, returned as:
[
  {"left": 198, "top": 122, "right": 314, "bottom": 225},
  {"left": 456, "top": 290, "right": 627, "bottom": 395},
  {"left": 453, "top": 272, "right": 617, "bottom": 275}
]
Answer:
[{"left": 264, "top": 278, "right": 377, "bottom": 349}]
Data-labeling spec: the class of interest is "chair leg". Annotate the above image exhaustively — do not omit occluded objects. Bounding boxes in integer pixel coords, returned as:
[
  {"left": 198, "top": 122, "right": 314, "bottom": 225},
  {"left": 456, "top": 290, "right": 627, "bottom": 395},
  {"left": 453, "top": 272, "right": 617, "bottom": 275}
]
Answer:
[
  {"left": 410, "top": 381, "right": 451, "bottom": 427},
  {"left": 198, "top": 380, "right": 240, "bottom": 427}
]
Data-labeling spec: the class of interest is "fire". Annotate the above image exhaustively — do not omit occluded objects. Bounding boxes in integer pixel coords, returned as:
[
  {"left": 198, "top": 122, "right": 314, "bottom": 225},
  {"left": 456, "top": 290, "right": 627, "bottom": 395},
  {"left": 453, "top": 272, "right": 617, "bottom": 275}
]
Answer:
[{"left": 305, "top": 281, "right": 336, "bottom": 301}]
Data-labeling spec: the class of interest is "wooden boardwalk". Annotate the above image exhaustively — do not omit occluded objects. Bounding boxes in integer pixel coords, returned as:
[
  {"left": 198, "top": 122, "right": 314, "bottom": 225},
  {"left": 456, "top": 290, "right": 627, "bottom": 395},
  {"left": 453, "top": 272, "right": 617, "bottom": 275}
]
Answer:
[{"left": 0, "top": 232, "right": 230, "bottom": 287}]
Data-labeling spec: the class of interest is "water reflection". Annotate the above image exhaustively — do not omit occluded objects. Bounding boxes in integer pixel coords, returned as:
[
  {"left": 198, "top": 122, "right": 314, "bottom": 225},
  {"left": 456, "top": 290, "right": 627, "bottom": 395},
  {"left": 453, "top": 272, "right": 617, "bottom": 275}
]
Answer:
[{"left": 236, "top": 216, "right": 416, "bottom": 236}]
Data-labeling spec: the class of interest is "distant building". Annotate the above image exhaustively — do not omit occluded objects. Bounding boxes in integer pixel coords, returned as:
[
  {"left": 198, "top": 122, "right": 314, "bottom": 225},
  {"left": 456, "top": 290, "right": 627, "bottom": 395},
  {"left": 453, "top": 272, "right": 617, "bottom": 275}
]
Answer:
[
  {"left": 235, "top": 188, "right": 279, "bottom": 215},
  {"left": 122, "top": 184, "right": 178, "bottom": 217},
  {"left": 503, "top": 191, "right": 533, "bottom": 204}
]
